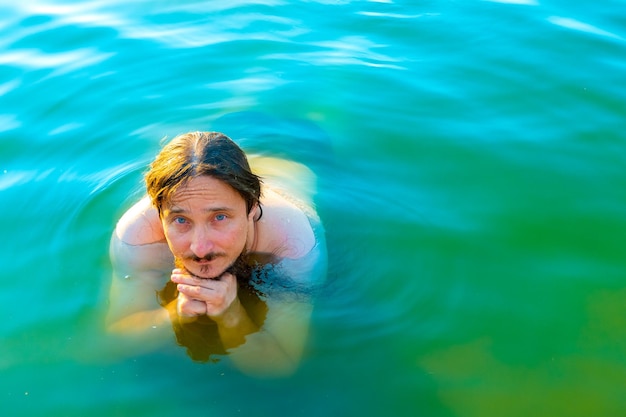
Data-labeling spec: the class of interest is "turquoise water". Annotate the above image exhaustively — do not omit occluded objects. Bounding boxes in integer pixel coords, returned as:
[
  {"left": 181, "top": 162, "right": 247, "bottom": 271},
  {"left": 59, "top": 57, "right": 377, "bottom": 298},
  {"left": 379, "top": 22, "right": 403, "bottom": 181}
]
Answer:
[{"left": 2, "top": 0, "right": 626, "bottom": 415}]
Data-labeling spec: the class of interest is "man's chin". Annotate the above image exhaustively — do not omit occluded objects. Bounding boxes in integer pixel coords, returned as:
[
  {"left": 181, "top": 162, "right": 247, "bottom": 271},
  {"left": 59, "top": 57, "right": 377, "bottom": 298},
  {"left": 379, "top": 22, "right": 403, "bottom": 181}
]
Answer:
[
  {"left": 189, "top": 265, "right": 226, "bottom": 280},
  {"left": 175, "top": 258, "right": 223, "bottom": 280}
]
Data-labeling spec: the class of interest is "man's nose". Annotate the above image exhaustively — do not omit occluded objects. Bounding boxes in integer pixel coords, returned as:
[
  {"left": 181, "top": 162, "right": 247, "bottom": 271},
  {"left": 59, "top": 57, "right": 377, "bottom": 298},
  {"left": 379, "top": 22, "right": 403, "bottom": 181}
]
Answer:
[{"left": 190, "top": 226, "right": 215, "bottom": 256}]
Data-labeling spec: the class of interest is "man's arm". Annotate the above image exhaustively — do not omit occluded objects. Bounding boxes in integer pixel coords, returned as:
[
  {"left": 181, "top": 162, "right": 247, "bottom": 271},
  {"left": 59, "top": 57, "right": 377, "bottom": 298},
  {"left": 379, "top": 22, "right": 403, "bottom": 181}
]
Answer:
[
  {"left": 225, "top": 242, "right": 327, "bottom": 377},
  {"left": 224, "top": 298, "right": 314, "bottom": 377},
  {"left": 170, "top": 239, "right": 326, "bottom": 377},
  {"left": 106, "top": 233, "right": 174, "bottom": 341}
]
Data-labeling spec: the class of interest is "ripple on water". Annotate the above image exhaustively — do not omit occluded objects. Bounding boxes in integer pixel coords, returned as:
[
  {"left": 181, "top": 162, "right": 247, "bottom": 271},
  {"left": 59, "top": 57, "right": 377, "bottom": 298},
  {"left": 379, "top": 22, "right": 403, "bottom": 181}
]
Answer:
[{"left": 548, "top": 16, "right": 624, "bottom": 40}]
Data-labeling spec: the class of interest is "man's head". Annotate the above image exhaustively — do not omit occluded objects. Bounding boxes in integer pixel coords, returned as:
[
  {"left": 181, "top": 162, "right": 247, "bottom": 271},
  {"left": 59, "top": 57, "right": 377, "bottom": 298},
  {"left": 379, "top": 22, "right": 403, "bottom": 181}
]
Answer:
[
  {"left": 145, "top": 132, "right": 262, "bottom": 279},
  {"left": 145, "top": 131, "right": 261, "bottom": 218}
]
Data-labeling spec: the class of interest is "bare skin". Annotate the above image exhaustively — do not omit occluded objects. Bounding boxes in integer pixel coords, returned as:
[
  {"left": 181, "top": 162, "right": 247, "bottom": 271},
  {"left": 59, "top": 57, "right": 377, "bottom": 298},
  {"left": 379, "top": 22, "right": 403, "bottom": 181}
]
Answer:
[{"left": 106, "top": 156, "right": 324, "bottom": 376}]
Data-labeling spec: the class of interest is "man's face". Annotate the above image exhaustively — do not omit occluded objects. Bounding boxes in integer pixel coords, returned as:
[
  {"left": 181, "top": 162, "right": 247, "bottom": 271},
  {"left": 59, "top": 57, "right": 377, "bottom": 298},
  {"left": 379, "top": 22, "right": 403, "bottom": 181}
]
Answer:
[{"left": 161, "top": 175, "right": 252, "bottom": 279}]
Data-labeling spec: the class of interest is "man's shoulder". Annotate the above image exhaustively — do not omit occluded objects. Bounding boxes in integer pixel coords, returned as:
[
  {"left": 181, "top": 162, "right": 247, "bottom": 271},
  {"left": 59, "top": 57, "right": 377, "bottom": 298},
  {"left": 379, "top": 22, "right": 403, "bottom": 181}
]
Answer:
[
  {"left": 258, "top": 188, "right": 317, "bottom": 260},
  {"left": 114, "top": 196, "right": 165, "bottom": 245},
  {"left": 250, "top": 156, "right": 316, "bottom": 208}
]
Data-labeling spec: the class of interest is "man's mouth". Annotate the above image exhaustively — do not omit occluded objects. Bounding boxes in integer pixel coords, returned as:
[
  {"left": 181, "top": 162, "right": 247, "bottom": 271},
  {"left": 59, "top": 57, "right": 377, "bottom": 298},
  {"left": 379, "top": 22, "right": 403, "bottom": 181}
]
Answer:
[
  {"left": 179, "top": 254, "right": 225, "bottom": 279},
  {"left": 190, "top": 254, "right": 220, "bottom": 264}
]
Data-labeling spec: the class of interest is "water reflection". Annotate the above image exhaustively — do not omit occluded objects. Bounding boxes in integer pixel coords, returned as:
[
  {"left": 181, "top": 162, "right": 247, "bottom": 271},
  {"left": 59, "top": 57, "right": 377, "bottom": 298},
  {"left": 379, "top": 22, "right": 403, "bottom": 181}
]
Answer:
[{"left": 157, "top": 272, "right": 268, "bottom": 363}]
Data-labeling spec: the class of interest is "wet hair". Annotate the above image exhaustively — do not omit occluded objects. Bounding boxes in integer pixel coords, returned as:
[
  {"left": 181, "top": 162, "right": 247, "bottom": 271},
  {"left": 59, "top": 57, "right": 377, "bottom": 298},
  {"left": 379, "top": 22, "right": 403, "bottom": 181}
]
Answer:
[{"left": 145, "top": 131, "right": 262, "bottom": 217}]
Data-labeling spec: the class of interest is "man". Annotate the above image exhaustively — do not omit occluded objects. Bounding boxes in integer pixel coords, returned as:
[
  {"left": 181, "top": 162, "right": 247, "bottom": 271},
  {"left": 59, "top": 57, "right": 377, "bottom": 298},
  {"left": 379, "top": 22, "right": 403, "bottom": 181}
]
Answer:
[{"left": 107, "top": 131, "right": 326, "bottom": 376}]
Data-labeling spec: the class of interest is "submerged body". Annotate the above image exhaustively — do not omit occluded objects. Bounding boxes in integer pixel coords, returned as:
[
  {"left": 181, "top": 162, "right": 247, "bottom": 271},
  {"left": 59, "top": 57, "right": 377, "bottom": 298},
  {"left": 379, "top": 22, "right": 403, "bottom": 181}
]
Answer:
[{"left": 107, "top": 134, "right": 326, "bottom": 376}]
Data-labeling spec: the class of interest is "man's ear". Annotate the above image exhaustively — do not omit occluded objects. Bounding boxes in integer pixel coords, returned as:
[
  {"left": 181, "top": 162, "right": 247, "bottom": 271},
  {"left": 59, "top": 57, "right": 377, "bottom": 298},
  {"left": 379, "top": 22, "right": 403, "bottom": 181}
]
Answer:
[{"left": 250, "top": 203, "right": 262, "bottom": 221}]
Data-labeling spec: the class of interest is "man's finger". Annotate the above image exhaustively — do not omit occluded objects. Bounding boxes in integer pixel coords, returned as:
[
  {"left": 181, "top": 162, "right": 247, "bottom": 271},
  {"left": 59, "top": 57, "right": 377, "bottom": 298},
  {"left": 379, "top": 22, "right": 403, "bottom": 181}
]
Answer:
[
  {"left": 177, "top": 283, "right": 219, "bottom": 298},
  {"left": 177, "top": 292, "right": 206, "bottom": 318}
]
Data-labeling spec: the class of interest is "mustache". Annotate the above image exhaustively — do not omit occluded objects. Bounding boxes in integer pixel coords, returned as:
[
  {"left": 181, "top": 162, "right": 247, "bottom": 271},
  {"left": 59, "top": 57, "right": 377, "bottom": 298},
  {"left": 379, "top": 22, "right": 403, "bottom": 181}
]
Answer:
[
  {"left": 187, "top": 253, "right": 223, "bottom": 262},
  {"left": 174, "top": 250, "right": 250, "bottom": 281}
]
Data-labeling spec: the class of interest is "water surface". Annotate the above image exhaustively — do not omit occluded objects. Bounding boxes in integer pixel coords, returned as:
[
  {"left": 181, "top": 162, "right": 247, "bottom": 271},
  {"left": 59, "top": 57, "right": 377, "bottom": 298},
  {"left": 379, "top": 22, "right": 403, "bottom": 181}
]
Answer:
[{"left": 2, "top": 1, "right": 626, "bottom": 416}]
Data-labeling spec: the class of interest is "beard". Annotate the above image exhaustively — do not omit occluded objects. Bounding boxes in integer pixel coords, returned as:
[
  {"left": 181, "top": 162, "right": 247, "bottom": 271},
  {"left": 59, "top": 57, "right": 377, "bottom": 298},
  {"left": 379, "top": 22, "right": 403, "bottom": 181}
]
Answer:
[{"left": 175, "top": 248, "right": 250, "bottom": 281}]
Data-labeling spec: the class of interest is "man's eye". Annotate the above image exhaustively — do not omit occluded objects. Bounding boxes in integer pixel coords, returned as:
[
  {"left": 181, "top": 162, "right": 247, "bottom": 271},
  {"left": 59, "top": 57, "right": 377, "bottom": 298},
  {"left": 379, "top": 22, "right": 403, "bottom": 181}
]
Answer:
[
  {"left": 173, "top": 217, "right": 187, "bottom": 224},
  {"left": 215, "top": 214, "right": 227, "bottom": 221}
]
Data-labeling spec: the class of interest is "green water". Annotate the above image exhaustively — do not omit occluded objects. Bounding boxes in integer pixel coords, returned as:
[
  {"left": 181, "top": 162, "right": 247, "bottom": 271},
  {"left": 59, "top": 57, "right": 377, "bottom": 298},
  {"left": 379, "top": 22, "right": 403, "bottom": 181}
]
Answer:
[{"left": 2, "top": 1, "right": 626, "bottom": 416}]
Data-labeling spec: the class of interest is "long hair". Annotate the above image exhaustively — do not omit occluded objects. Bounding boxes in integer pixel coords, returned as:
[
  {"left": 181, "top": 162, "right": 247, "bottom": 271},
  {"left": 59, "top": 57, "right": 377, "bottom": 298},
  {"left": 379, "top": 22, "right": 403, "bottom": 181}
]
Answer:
[{"left": 145, "top": 132, "right": 262, "bottom": 217}]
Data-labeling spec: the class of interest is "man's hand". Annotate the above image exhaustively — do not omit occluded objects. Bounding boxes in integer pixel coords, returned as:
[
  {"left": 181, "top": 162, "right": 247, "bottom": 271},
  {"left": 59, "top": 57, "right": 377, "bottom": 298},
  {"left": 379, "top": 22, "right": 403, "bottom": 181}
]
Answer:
[{"left": 170, "top": 269, "right": 238, "bottom": 322}]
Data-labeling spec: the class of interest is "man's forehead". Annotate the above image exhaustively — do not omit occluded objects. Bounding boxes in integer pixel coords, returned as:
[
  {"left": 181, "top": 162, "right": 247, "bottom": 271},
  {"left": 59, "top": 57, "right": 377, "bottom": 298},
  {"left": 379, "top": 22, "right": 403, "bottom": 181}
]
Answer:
[{"left": 161, "top": 175, "right": 244, "bottom": 211}]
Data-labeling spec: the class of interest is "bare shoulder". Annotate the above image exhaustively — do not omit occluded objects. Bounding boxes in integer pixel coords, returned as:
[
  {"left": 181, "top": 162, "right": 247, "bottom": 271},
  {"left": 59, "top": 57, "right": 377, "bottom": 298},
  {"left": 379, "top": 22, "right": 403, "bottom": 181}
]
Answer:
[
  {"left": 249, "top": 155, "right": 317, "bottom": 208},
  {"left": 111, "top": 196, "right": 173, "bottom": 274},
  {"left": 256, "top": 186, "right": 317, "bottom": 260},
  {"left": 249, "top": 155, "right": 320, "bottom": 259},
  {"left": 114, "top": 196, "right": 165, "bottom": 245}
]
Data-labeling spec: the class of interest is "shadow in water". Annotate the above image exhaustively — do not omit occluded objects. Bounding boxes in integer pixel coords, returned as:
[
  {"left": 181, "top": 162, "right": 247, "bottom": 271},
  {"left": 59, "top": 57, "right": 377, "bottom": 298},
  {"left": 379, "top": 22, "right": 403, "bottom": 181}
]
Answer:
[{"left": 156, "top": 255, "right": 273, "bottom": 363}]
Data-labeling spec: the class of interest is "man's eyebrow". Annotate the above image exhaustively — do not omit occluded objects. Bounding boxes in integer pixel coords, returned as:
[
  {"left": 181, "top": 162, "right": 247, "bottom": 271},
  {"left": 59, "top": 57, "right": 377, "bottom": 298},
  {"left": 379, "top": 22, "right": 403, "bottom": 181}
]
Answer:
[
  {"left": 166, "top": 206, "right": 187, "bottom": 215},
  {"left": 165, "top": 206, "right": 235, "bottom": 214},
  {"left": 203, "top": 206, "right": 235, "bottom": 213}
]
